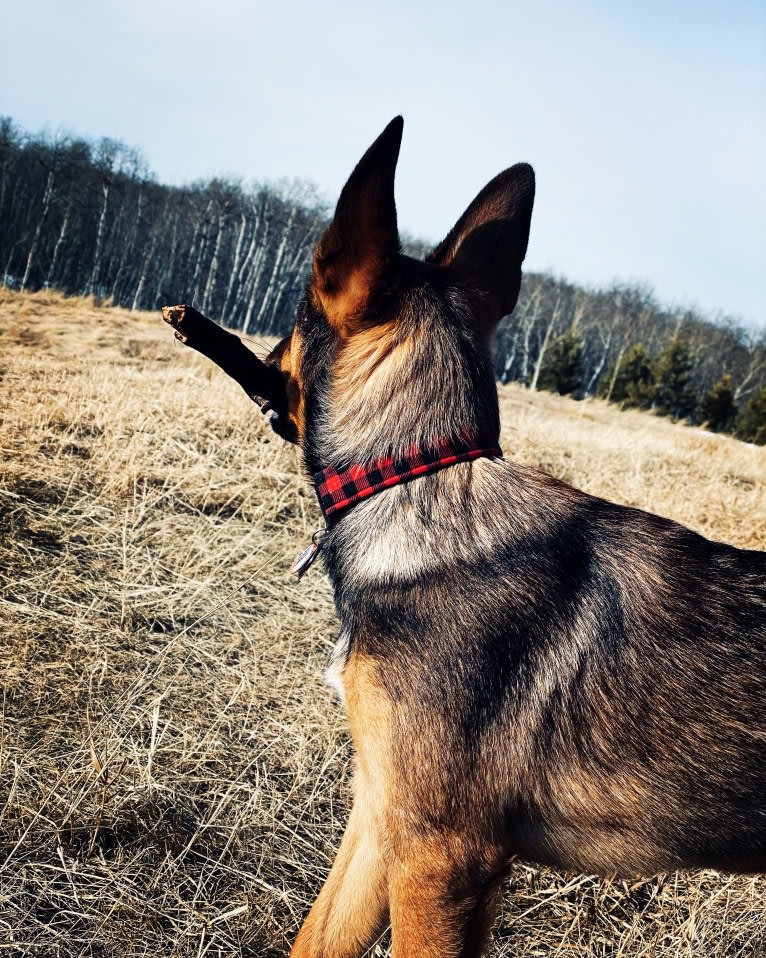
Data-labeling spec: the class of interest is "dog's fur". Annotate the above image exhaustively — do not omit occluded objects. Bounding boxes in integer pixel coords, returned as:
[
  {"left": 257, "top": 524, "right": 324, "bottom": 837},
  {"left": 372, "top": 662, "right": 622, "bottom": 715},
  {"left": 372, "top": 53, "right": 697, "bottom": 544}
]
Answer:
[{"left": 251, "top": 118, "right": 766, "bottom": 956}]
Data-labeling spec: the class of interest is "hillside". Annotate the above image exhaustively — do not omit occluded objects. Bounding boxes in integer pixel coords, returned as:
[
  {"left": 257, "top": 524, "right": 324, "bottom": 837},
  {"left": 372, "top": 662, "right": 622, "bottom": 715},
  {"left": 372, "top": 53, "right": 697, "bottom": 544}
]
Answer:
[{"left": 1, "top": 287, "right": 764, "bottom": 956}]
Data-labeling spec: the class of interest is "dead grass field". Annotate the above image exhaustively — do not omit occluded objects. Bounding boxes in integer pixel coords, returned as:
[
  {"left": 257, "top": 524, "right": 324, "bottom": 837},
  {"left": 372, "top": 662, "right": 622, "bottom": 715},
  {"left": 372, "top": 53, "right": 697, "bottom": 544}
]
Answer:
[{"left": 1, "top": 287, "right": 764, "bottom": 957}]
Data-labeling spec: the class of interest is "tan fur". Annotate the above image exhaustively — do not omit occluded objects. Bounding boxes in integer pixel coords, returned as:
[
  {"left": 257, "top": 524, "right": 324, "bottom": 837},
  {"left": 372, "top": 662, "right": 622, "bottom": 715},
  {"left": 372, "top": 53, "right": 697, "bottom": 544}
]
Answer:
[
  {"left": 269, "top": 330, "right": 305, "bottom": 440},
  {"left": 329, "top": 323, "right": 419, "bottom": 461},
  {"left": 314, "top": 260, "right": 381, "bottom": 331},
  {"left": 291, "top": 654, "right": 392, "bottom": 958}
]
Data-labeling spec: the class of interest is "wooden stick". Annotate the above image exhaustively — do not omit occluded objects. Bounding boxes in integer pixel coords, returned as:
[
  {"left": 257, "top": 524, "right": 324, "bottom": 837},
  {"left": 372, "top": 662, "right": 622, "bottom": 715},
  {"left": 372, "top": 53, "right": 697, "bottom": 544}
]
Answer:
[{"left": 161, "top": 305, "right": 283, "bottom": 407}]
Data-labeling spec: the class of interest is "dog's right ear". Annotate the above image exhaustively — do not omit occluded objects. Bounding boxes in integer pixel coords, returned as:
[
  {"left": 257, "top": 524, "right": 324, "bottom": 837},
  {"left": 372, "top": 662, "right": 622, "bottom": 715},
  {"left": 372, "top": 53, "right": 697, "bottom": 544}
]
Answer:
[
  {"left": 427, "top": 163, "right": 535, "bottom": 334},
  {"left": 312, "top": 117, "right": 403, "bottom": 333}
]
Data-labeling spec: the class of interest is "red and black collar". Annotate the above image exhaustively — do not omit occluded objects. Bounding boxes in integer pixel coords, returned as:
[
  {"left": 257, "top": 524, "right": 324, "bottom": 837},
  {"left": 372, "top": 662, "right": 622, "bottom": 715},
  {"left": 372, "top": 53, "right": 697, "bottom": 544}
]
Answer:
[
  {"left": 291, "top": 433, "right": 502, "bottom": 577},
  {"left": 314, "top": 433, "right": 503, "bottom": 521}
]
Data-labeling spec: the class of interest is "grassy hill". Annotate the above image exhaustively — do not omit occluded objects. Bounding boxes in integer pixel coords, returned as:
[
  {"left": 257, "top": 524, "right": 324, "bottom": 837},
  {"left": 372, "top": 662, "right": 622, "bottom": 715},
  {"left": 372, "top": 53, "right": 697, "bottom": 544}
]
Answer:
[{"left": 1, "top": 287, "right": 764, "bottom": 956}]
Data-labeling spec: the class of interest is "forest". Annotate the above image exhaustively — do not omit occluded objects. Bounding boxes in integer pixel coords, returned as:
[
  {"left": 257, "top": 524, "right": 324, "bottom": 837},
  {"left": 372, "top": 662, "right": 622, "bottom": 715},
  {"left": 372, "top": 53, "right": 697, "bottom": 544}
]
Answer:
[{"left": 2, "top": 116, "right": 765, "bottom": 442}]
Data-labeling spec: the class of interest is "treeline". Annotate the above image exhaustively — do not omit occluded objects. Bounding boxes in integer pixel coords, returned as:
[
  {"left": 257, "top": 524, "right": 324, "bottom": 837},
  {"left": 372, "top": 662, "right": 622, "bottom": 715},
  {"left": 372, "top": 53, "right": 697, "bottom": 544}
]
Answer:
[
  {"left": 496, "top": 275, "right": 766, "bottom": 443},
  {"left": 0, "top": 117, "right": 327, "bottom": 334},
  {"left": 2, "top": 118, "right": 765, "bottom": 442},
  {"left": 497, "top": 273, "right": 766, "bottom": 445}
]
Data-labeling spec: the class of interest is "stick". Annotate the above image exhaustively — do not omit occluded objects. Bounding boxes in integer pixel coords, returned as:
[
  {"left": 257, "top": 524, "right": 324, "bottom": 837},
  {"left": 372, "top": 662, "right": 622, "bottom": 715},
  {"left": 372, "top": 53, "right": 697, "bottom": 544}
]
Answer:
[{"left": 161, "top": 305, "right": 283, "bottom": 407}]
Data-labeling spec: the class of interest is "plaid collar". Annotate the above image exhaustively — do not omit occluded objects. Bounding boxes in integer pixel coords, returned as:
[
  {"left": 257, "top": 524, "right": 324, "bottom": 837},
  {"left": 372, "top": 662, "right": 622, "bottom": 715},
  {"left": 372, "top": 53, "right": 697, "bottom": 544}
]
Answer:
[{"left": 314, "top": 433, "right": 503, "bottom": 521}]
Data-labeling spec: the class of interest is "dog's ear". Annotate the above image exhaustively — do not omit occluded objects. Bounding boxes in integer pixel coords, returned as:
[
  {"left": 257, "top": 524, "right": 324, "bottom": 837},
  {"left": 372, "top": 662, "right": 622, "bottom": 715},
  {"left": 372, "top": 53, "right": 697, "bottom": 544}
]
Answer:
[
  {"left": 312, "top": 116, "right": 403, "bottom": 332},
  {"left": 427, "top": 164, "right": 535, "bottom": 332}
]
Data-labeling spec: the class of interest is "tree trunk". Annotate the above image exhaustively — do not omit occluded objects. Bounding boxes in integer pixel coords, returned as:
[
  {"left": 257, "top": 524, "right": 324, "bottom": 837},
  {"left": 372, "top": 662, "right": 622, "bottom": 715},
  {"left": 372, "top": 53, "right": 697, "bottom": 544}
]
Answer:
[
  {"left": 86, "top": 181, "right": 110, "bottom": 297},
  {"left": 529, "top": 295, "right": 560, "bottom": 391},
  {"left": 20, "top": 166, "right": 55, "bottom": 291},
  {"left": 45, "top": 204, "right": 71, "bottom": 288},
  {"left": 201, "top": 213, "right": 225, "bottom": 313},
  {"left": 220, "top": 211, "right": 247, "bottom": 325}
]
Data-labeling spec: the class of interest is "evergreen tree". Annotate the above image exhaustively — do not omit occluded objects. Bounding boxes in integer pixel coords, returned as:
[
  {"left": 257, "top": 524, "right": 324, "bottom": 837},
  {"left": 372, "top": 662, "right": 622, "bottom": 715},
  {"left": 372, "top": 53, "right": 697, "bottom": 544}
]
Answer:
[
  {"left": 538, "top": 327, "right": 583, "bottom": 396},
  {"left": 597, "top": 343, "right": 654, "bottom": 407},
  {"left": 651, "top": 335, "right": 697, "bottom": 420},
  {"left": 736, "top": 386, "right": 766, "bottom": 445},
  {"left": 699, "top": 375, "right": 738, "bottom": 433}
]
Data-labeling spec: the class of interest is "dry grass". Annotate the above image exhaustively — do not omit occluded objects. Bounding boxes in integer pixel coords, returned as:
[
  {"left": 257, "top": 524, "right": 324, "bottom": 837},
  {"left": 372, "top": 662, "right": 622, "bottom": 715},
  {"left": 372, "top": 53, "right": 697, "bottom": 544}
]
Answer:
[{"left": 0, "top": 287, "right": 764, "bottom": 957}]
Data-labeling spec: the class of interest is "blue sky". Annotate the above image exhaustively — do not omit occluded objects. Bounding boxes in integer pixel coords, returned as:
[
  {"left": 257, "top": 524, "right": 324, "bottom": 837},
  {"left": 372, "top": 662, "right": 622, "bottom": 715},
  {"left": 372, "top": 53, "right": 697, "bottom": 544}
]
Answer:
[{"left": 2, "top": 0, "right": 764, "bottom": 329}]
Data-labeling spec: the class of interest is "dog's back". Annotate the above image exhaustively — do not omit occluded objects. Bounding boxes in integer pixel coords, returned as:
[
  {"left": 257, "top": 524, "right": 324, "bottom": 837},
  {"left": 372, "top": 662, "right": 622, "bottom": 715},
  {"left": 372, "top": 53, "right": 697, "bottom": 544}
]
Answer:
[{"left": 329, "top": 456, "right": 766, "bottom": 876}]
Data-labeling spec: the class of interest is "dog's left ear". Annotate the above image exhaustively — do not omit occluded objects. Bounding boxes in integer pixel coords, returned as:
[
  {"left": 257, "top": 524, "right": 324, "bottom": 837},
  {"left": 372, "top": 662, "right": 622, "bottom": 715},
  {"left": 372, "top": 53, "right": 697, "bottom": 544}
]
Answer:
[
  {"left": 313, "top": 116, "right": 403, "bottom": 332},
  {"left": 427, "top": 164, "right": 535, "bottom": 333}
]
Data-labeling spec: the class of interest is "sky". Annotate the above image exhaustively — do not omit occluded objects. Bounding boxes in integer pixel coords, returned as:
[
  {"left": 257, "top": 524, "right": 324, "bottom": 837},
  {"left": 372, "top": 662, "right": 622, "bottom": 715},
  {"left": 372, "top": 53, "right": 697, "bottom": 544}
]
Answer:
[{"left": 2, "top": 0, "right": 765, "bottom": 330}]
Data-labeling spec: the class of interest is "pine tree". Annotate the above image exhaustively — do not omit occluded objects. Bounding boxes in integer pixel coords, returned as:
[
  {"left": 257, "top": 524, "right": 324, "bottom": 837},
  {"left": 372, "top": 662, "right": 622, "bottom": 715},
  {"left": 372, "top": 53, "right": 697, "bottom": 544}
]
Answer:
[
  {"left": 538, "top": 327, "right": 583, "bottom": 396},
  {"left": 699, "top": 375, "right": 738, "bottom": 433},
  {"left": 651, "top": 335, "right": 697, "bottom": 420},
  {"left": 736, "top": 386, "right": 766, "bottom": 445},
  {"left": 597, "top": 343, "right": 654, "bottom": 408}
]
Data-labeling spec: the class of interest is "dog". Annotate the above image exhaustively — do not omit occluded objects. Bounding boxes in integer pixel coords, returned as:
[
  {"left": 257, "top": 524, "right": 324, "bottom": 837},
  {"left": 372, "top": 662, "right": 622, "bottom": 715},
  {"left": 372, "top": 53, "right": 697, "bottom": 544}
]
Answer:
[{"left": 164, "top": 116, "right": 766, "bottom": 957}]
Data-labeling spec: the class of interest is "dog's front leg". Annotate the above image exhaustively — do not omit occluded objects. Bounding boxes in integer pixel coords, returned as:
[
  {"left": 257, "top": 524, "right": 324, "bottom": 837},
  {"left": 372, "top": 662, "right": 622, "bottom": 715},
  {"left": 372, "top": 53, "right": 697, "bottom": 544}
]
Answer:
[
  {"left": 387, "top": 839, "right": 507, "bottom": 958},
  {"left": 290, "top": 779, "right": 389, "bottom": 958}
]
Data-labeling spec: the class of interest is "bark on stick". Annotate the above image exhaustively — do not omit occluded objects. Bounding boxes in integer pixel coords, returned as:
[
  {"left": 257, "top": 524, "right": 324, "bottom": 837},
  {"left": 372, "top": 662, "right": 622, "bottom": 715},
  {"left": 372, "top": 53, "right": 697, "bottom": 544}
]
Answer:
[{"left": 161, "top": 304, "right": 283, "bottom": 407}]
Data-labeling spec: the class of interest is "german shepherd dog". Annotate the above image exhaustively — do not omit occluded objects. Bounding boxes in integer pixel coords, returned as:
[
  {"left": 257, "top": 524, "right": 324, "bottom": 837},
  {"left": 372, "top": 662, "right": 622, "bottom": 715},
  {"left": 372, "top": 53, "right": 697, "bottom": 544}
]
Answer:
[{"left": 163, "top": 117, "right": 766, "bottom": 957}]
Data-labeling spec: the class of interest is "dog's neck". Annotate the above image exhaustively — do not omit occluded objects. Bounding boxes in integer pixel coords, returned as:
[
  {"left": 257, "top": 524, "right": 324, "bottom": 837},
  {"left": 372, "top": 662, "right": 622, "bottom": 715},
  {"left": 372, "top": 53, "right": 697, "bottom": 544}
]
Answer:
[{"left": 313, "top": 433, "right": 502, "bottom": 524}]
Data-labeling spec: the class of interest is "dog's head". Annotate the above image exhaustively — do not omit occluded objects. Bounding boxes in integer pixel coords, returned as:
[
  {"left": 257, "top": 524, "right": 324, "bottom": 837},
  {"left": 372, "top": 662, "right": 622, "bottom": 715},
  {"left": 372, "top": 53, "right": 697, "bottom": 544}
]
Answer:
[{"left": 264, "top": 117, "right": 535, "bottom": 472}]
